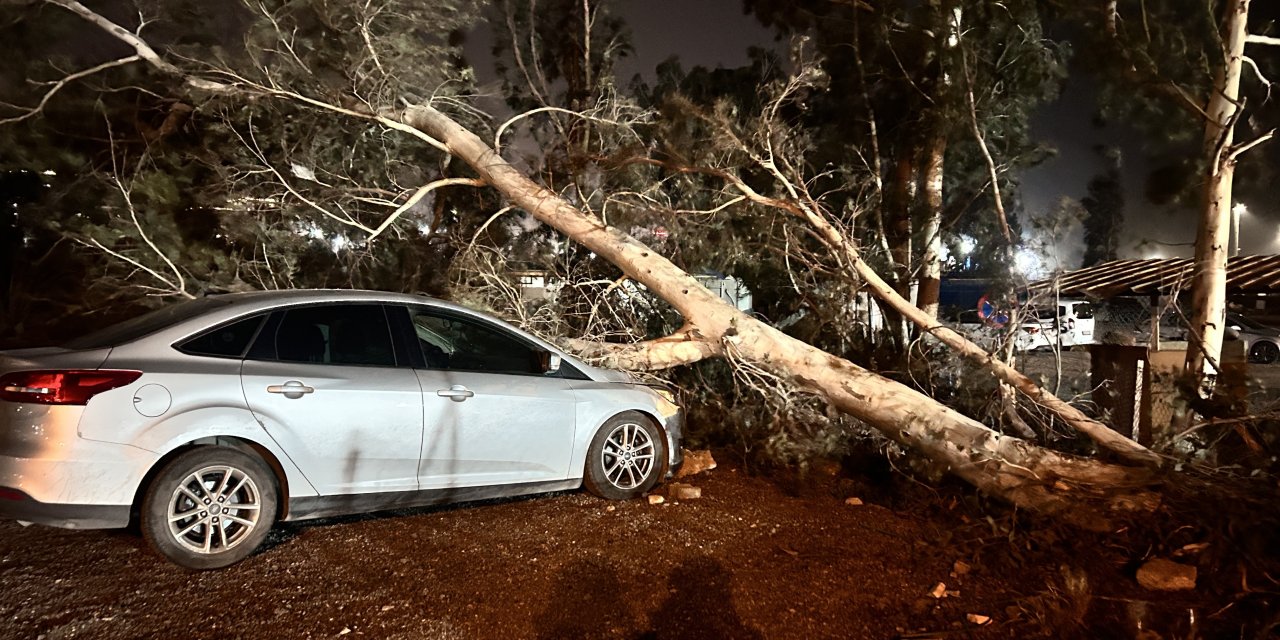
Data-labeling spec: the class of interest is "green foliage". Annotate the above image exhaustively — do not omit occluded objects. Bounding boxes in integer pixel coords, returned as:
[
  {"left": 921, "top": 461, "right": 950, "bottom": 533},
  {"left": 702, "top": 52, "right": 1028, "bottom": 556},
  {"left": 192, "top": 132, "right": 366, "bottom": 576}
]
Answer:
[{"left": 0, "top": 0, "right": 488, "bottom": 341}]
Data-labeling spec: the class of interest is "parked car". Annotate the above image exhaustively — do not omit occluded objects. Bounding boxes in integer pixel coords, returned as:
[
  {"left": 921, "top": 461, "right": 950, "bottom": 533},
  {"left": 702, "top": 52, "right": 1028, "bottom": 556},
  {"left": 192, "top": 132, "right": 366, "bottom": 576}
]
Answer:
[
  {"left": 1052, "top": 300, "right": 1095, "bottom": 348},
  {"left": 0, "top": 290, "right": 684, "bottom": 569},
  {"left": 1226, "top": 312, "right": 1280, "bottom": 364},
  {"left": 950, "top": 309, "right": 1052, "bottom": 352}
]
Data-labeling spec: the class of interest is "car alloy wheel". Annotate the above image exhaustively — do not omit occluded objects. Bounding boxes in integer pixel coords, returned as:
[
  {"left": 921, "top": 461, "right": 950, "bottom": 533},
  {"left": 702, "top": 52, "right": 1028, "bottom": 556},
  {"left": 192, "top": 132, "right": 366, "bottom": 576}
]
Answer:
[
  {"left": 583, "top": 411, "right": 667, "bottom": 501},
  {"left": 601, "top": 422, "right": 656, "bottom": 490},
  {"left": 166, "top": 465, "right": 264, "bottom": 555},
  {"left": 142, "top": 447, "right": 277, "bottom": 570},
  {"left": 1251, "top": 341, "right": 1280, "bottom": 365}
]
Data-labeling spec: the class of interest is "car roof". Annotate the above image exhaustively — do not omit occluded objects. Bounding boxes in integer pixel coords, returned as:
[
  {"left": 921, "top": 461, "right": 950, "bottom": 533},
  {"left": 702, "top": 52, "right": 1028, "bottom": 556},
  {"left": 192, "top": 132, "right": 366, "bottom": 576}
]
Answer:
[
  {"left": 188, "top": 289, "right": 513, "bottom": 318},
  {"left": 93, "top": 289, "right": 537, "bottom": 351}
]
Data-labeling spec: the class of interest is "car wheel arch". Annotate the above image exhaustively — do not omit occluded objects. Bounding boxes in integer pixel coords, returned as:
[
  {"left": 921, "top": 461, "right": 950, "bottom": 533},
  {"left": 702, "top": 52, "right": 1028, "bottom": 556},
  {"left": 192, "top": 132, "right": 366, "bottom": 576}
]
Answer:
[{"left": 129, "top": 437, "right": 289, "bottom": 527}]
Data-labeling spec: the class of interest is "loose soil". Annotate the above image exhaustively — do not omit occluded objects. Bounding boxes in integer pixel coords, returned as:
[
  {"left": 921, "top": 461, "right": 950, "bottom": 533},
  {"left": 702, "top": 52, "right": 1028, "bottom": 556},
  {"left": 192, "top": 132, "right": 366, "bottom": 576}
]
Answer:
[{"left": 0, "top": 456, "right": 1242, "bottom": 640}]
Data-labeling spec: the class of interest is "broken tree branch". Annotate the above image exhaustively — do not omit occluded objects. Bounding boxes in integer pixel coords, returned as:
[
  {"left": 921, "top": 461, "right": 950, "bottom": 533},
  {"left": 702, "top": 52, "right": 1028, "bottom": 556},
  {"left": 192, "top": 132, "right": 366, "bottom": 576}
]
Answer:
[{"left": 0, "top": 54, "right": 140, "bottom": 125}]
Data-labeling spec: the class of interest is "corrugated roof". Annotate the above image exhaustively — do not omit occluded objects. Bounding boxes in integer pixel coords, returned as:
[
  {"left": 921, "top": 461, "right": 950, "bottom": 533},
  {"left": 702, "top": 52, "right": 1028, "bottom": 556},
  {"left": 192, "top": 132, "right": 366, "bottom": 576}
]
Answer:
[{"left": 1030, "top": 255, "right": 1280, "bottom": 298}]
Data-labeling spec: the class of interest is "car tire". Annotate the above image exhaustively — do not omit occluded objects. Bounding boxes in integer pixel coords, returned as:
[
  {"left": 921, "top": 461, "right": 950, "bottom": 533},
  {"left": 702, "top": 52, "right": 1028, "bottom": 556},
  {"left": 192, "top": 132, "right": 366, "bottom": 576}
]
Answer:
[
  {"left": 583, "top": 411, "right": 667, "bottom": 501},
  {"left": 141, "top": 446, "right": 278, "bottom": 570},
  {"left": 1251, "top": 341, "right": 1280, "bottom": 365}
]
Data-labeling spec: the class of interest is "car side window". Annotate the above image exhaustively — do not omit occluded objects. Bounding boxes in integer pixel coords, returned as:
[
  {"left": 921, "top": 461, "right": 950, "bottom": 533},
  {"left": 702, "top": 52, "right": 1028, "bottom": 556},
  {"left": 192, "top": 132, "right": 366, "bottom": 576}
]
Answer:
[
  {"left": 409, "top": 308, "right": 539, "bottom": 375},
  {"left": 252, "top": 305, "right": 396, "bottom": 367},
  {"left": 177, "top": 314, "right": 265, "bottom": 358}
]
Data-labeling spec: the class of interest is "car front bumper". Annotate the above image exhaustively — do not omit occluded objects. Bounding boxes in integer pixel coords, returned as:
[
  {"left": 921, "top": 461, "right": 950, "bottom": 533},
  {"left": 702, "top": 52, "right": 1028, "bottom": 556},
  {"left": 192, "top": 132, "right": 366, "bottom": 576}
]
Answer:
[{"left": 662, "top": 408, "right": 684, "bottom": 478}]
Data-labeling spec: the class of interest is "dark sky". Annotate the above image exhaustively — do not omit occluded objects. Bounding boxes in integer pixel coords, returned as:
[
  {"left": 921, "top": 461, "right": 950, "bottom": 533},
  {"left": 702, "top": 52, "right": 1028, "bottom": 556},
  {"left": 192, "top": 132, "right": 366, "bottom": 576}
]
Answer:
[
  {"left": 465, "top": 0, "right": 776, "bottom": 84},
  {"left": 611, "top": 0, "right": 775, "bottom": 81}
]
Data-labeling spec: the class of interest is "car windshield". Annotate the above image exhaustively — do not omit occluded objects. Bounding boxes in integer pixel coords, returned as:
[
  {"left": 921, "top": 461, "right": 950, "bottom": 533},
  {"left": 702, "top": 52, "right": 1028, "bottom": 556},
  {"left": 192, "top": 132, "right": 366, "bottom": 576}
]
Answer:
[{"left": 63, "top": 297, "right": 239, "bottom": 350}]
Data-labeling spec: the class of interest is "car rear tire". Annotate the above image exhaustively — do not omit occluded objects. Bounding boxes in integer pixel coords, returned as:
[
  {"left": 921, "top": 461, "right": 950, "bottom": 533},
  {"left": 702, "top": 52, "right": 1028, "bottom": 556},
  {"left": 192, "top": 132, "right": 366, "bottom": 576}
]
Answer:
[
  {"left": 1251, "top": 341, "right": 1280, "bottom": 365},
  {"left": 141, "top": 446, "right": 278, "bottom": 570},
  {"left": 583, "top": 412, "right": 666, "bottom": 501}
]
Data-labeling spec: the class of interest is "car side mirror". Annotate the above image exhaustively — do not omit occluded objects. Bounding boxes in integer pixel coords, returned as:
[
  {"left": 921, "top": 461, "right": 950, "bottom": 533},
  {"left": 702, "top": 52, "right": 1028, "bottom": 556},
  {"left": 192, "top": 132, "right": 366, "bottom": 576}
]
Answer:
[{"left": 539, "top": 351, "right": 562, "bottom": 374}]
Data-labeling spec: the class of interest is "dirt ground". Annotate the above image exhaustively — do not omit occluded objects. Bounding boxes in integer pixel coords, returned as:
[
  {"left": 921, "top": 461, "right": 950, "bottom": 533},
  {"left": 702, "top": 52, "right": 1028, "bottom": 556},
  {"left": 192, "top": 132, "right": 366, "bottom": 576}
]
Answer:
[{"left": 0, "top": 454, "right": 1243, "bottom": 640}]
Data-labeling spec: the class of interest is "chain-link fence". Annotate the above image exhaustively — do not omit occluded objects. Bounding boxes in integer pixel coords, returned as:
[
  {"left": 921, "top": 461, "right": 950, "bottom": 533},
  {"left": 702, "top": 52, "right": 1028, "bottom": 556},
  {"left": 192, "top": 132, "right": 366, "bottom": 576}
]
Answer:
[{"left": 1092, "top": 297, "right": 1187, "bottom": 344}]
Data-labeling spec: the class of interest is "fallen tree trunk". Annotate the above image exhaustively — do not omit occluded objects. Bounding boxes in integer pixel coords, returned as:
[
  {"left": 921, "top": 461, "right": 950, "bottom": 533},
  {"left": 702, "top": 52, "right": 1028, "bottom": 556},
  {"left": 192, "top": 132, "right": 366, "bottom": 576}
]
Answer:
[{"left": 404, "top": 105, "right": 1157, "bottom": 526}]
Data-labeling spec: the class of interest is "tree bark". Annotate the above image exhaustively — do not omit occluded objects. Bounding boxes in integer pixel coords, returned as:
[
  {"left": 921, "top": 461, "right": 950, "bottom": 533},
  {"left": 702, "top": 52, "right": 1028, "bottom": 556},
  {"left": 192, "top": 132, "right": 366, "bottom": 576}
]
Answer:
[
  {"left": 884, "top": 145, "right": 917, "bottom": 343},
  {"left": 403, "top": 104, "right": 1157, "bottom": 523},
  {"left": 917, "top": 131, "right": 946, "bottom": 320},
  {"left": 1185, "top": 0, "right": 1251, "bottom": 382}
]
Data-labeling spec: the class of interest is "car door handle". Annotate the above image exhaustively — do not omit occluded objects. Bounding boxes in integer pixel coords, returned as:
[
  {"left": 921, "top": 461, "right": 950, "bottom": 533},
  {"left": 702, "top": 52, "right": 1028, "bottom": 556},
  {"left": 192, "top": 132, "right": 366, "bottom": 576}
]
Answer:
[
  {"left": 267, "top": 380, "right": 315, "bottom": 399},
  {"left": 436, "top": 385, "right": 474, "bottom": 402}
]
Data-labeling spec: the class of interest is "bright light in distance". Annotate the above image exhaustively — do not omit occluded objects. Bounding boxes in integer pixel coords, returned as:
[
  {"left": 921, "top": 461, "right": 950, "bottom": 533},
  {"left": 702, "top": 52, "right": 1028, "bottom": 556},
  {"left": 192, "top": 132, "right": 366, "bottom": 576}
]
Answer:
[
  {"left": 1233, "top": 203, "right": 1248, "bottom": 218},
  {"left": 40, "top": 169, "right": 56, "bottom": 176},
  {"left": 1014, "top": 248, "right": 1042, "bottom": 276},
  {"left": 957, "top": 235, "right": 977, "bottom": 255}
]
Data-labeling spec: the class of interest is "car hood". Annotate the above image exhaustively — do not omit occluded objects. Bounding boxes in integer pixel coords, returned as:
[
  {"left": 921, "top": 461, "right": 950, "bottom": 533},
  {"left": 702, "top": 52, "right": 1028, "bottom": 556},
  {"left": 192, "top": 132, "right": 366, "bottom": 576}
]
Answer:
[{"left": 574, "top": 362, "right": 635, "bottom": 384}]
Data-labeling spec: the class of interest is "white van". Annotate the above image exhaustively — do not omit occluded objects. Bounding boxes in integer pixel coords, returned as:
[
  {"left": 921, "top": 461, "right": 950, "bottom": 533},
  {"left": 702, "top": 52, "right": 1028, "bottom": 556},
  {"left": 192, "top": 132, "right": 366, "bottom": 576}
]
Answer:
[{"left": 1055, "top": 299, "right": 1095, "bottom": 347}]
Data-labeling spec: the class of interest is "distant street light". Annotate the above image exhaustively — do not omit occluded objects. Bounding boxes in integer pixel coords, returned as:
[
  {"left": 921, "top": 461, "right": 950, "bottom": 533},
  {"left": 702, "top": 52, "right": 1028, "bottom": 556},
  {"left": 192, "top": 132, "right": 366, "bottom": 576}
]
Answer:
[{"left": 1232, "top": 203, "right": 1248, "bottom": 257}]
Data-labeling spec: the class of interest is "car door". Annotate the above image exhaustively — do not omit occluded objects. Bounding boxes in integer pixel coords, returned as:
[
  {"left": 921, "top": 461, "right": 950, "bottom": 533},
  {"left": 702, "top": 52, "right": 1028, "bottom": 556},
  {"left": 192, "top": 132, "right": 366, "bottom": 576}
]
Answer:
[
  {"left": 240, "top": 304, "right": 424, "bottom": 496},
  {"left": 393, "top": 305, "right": 577, "bottom": 489}
]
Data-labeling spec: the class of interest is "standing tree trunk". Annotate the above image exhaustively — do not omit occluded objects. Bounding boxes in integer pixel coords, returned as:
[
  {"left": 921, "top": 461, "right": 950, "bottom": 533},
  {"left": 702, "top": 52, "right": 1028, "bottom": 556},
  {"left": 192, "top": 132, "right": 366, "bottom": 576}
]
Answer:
[
  {"left": 1185, "top": 0, "right": 1251, "bottom": 382},
  {"left": 917, "top": 0, "right": 956, "bottom": 321},
  {"left": 917, "top": 129, "right": 946, "bottom": 320},
  {"left": 885, "top": 144, "right": 918, "bottom": 343}
]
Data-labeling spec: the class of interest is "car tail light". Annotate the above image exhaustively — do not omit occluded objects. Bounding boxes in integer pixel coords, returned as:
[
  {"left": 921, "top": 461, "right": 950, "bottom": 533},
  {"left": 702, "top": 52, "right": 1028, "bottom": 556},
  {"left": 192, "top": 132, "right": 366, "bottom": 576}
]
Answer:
[
  {"left": 0, "top": 370, "right": 142, "bottom": 405},
  {"left": 0, "top": 487, "right": 27, "bottom": 501}
]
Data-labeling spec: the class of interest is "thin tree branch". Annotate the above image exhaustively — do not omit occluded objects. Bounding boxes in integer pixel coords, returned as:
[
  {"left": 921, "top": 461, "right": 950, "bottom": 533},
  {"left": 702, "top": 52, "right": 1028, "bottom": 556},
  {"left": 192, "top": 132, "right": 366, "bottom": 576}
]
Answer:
[
  {"left": 367, "top": 177, "right": 484, "bottom": 241},
  {"left": 493, "top": 105, "right": 643, "bottom": 154},
  {"left": 46, "top": 0, "right": 450, "bottom": 153},
  {"left": 0, "top": 54, "right": 140, "bottom": 125},
  {"left": 1227, "top": 128, "right": 1275, "bottom": 163},
  {"left": 465, "top": 205, "right": 517, "bottom": 254},
  {"left": 1245, "top": 34, "right": 1280, "bottom": 46},
  {"left": 1241, "top": 54, "right": 1273, "bottom": 102}
]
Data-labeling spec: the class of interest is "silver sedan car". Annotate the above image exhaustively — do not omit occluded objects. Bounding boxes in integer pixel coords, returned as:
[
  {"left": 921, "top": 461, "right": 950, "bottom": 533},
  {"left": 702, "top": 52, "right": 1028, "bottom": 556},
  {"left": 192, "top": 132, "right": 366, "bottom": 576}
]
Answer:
[{"left": 0, "top": 290, "right": 683, "bottom": 569}]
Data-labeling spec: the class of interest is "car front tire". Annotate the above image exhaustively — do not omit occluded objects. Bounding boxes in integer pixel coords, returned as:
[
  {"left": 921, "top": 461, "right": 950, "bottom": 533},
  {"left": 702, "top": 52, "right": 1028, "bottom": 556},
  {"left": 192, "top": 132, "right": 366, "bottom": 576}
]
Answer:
[
  {"left": 141, "top": 446, "right": 278, "bottom": 570},
  {"left": 1251, "top": 341, "right": 1280, "bottom": 365},
  {"left": 583, "top": 412, "right": 667, "bottom": 501}
]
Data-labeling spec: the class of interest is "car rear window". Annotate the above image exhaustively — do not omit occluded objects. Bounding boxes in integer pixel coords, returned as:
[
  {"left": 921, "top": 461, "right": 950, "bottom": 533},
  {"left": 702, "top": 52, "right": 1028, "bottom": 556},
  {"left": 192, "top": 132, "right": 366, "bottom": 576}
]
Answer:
[
  {"left": 1074, "top": 303, "right": 1094, "bottom": 319},
  {"left": 63, "top": 297, "right": 240, "bottom": 350},
  {"left": 177, "top": 315, "right": 266, "bottom": 358}
]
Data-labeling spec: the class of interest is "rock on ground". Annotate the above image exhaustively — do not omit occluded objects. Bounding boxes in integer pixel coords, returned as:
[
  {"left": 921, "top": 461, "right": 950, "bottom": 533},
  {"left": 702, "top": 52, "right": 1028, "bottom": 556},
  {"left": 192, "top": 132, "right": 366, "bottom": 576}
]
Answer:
[{"left": 1136, "top": 558, "right": 1197, "bottom": 591}]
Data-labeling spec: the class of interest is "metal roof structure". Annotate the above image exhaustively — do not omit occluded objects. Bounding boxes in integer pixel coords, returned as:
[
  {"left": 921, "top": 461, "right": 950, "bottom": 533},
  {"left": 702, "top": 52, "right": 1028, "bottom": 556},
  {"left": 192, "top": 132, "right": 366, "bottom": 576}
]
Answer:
[{"left": 1030, "top": 255, "right": 1280, "bottom": 298}]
